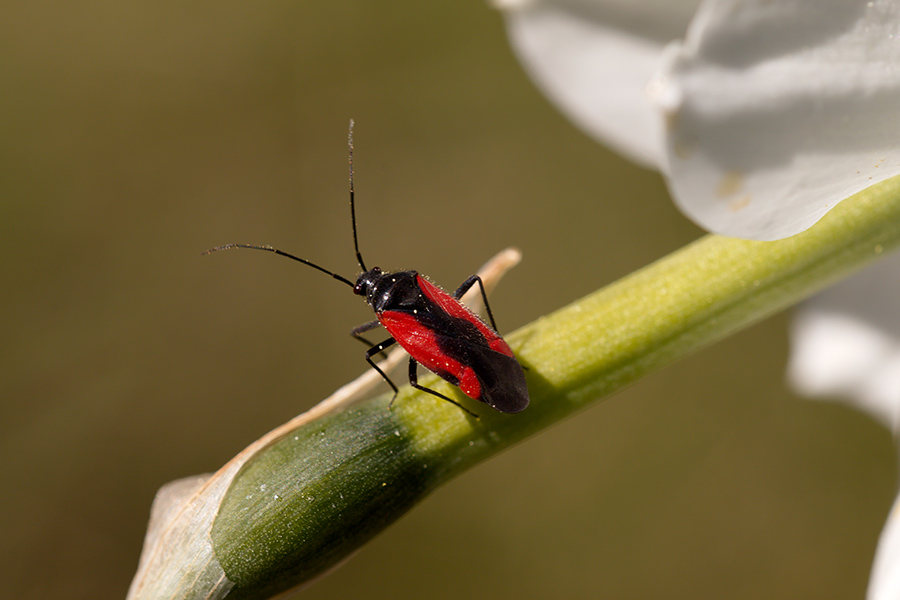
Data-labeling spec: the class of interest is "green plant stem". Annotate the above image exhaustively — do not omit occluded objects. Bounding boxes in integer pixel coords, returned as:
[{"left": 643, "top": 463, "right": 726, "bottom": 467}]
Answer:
[{"left": 210, "top": 177, "right": 900, "bottom": 599}]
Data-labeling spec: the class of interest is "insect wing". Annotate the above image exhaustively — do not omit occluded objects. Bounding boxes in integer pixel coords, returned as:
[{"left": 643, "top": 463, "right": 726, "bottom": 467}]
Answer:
[
  {"left": 439, "top": 335, "right": 529, "bottom": 413},
  {"left": 378, "top": 309, "right": 529, "bottom": 413},
  {"left": 415, "top": 275, "right": 514, "bottom": 357},
  {"left": 460, "top": 345, "right": 529, "bottom": 413},
  {"left": 378, "top": 310, "right": 464, "bottom": 383}
]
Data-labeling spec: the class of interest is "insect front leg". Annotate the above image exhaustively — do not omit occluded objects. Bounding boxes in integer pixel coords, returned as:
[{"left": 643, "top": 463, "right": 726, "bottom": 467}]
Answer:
[
  {"left": 363, "top": 337, "right": 400, "bottom": 401},
  {"left": 353, "top": 319, "right": 389, "bottom": 359},
  {"left": 407, "top": 358, "right": 479, "bottom": 419},
  {"left": 453, "top": 274, "right": 498, "bottom": 331}
]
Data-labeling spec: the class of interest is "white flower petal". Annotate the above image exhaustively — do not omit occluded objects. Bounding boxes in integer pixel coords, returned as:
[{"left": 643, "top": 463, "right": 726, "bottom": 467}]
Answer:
[
  {"left": 869, "top": 494, "right": 900, "bottom": 600},
  {"left": 788, "top": 250, "right": 900, "bottom": 431},
  {"left": 499, "top": 1, "right": 701, "bottom": 167},
  {"left": 657, "top": 0, "right": 900, "bottom": 240},
  {"left": 788, "top": 310, "right": 900, "bottom": 430},
  {"left": 499, "top": 1, "right": 900, "bottom": 241},
  {"left": 788, "top": 249, "right": 900, "bottom": 600}
]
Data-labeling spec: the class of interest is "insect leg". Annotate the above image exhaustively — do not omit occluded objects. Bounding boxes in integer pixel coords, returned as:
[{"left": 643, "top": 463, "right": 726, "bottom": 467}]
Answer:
[
  {"left": 406, "top": 358, "right": 479, "bottom": 419},
  {"left": 352, "top": 319, "right": 387, "bottom": 357},
  {"left": 351, "top": 318, "right": 381, "bottom": 336},
  {"left": 453, "top": 274, "right": 498, "bottom": 331},
  {"left": 364, "top": 337, "right": 401, "bottom": 399},
  {"left": 453, "top": 274, "right": 528, "bottom": 372}
]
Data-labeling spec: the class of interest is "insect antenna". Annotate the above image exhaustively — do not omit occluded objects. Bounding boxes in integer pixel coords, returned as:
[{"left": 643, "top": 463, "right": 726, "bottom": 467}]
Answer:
[
  {"left": 348, "top": 119, "right": 367, "bottom": 273},
  {"left": 203, "top": 122, "right": 367, "bottom": 288},
  {"left": 202, "top": 244, "right": 355, "bottom": 288}
]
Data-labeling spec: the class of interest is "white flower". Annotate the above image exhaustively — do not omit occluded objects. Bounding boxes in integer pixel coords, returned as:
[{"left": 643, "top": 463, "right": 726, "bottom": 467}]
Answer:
[
  {"left": 788, "top": 252, "right": 900, "bottom": 433},
  {"left": 494, "top": 1, "right": 900, "bottom": 598},
  {"left": 788, "top": 252, "right": 900, "bottom": 600},
  {"left": 495, "top": 0, "right": 900, "bottom": 241}
]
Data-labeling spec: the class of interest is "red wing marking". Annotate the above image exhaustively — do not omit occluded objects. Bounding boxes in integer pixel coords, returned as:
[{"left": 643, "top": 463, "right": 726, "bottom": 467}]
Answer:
[
  {"left": 378, "top": 310, "right": 483, "bottom": 399},
  {"left": 456, "top": 368, "right": 482, "bottom": 400},
  {"left": 415, "top": 275, "right": 514, "bottom": 357}
]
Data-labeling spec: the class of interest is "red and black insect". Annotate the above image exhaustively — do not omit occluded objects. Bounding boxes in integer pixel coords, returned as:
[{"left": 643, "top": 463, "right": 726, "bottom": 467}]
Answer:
[{"left": 204, "top": 121, "right": 528, "bottom": 416}]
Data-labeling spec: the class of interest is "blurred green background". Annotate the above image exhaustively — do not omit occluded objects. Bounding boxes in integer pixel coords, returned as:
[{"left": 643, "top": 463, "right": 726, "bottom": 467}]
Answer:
[{"left": 2, "top": 1, "right": 895, "bottom": 598}]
